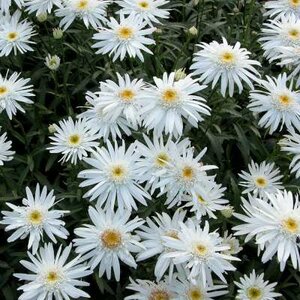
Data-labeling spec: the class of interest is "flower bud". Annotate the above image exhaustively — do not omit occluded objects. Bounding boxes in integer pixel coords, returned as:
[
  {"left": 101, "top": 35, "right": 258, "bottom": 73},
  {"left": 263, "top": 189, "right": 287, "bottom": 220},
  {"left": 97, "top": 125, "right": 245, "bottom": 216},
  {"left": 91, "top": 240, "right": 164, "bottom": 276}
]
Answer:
[
  {"left": 174, "top": 68, "right": 187, "bottom": 81},
  {"left": 53, "top": 28, "right": 64, "bottom": 39},
  {"left": 48, "top": 124, "right": 56, "bottom": 133},
  {"left": 188, "top": 26, "right": 198, "bottom": 36},
  {"left": 45, "top": 54, "right": 61, "bottom": 71},
  {"left": 154, "top": 28, "right": 162, "bottom": 34},
  {"left": 221, "top": 205, "right": 234, "bottom": 218},
  {"left": 37, "top": 13, "right": 48, "bottom": 23}
]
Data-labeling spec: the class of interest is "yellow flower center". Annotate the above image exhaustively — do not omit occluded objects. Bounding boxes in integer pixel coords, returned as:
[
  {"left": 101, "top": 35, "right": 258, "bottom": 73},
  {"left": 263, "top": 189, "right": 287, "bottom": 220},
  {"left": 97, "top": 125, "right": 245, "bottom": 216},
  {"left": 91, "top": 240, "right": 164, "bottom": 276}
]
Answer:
[
  {"left": 77, "top": 0, "right": 88, "bottom": 9},
  {"left": 119, "top": 88, "right": 136, "bottom": 102},
  {"left": 188, "top": 288, "right": 204, "bottom": 300},
  {"left": 181, "top": 166, "right": 195, "bottom": 181},
  {"left": 117, "top": 26, "right": 134, "bottom": 40},
  {"left": 247, "top": 287, "right": 262, "bottom": 300},
  {"left": 282, "top": 217, "right": 299, "bottom": 234},
  {"left": 7, "top": 31, "right": 18, "bottom": 41},
  {"left": 27, "top": 209, "right": 43, "bottom": 225},
  {"left": 45, "top": 271, "right": 60, "bottom": 284},
  {"left": 195, "top": 243, "right": 208, "bottom": 256},
  {"left": 155, "top": 152, "right": 170, "bottom": 168},
  {"left": 149, "top": 290, "right": 170, "bottom": 300},
  {"left": 161, "top": 88, "right": 179, "bottom": 104},
  {"left": 138, "top": 0, "right": 150, "bottom": 9},
  {"left": 255, "top": 176, "right": 268, "bottom": 188},
  {"left": 197, "top": 194, "right": 206, "bottom": 204},
  {"left": 290, "top": 0, "right": 300, "bottom": 7},
  {"left": 109, "top": 164, "right": 127, "bottom": 182},
  {"left": 68, "top": 134, "right": 81, "bottom": 146},
  {"left": 0, "top": 85, "right": 8, "bottom": 96},
  {"left": 220, "top": 51, "right": 235, "bottom": 64},
  {"left": 278, "top": 94, "right": 293, "bottom": 106},
  {"left": 101, "top": 229, "right": 122, "bottom": 249},
  {"left": 288, "top": 28, "right": 300, "bottom": 40}
]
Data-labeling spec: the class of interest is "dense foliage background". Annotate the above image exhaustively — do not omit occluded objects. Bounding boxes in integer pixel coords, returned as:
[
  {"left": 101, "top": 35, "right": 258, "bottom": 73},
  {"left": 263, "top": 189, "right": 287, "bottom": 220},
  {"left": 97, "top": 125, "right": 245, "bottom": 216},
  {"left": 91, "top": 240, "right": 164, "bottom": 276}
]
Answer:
[{"left": 1, "top": 0, "right": 300, "bottom": 299}]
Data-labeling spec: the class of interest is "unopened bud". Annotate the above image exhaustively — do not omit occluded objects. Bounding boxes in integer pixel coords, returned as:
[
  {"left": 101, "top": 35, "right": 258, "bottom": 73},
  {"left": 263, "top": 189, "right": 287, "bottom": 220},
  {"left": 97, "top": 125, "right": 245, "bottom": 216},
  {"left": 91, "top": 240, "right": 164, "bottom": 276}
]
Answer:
[
  {"left": 174, "top": 68, "right": 187, "bottom": 81},
  {"left": 155, "top": 28, "right": 162, "bottom": 34},
  {"left": 37, "top": 13, "right": 47, "bottom": 23},
  {"left": 48, "top": 124, "right": 56, "bottom": 133},
  {"left": 53, "top": 28, "right": 64, "bottom": 39},
  {"left": 221, "top": 205, "right": 234, "bottom": 218},
  {"left": 45, "top": 54, "right": 61, "bottom": 71},
  {"left": 188, "top": 26, "right": 198, "bottom": 36}
]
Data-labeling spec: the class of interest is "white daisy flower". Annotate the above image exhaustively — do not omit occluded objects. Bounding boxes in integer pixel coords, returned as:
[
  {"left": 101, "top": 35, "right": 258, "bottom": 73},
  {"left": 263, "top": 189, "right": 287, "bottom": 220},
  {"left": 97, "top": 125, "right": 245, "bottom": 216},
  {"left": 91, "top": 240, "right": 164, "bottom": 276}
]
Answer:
[
  {"left": 1, "top": 184, "right": 69, "bottom": 254},
  {"left": 235, "top": 270, "right": 282, "bottom": 300},
  {"left": 275, "top": 45, "right": 300, "bottom": 87},
  {"left": 25, "top": 0, "right": 63, "bottom": 15},
  {"left": 0, "top": 131, "right": 15, "bottom": 165},
  {"left": 45, "top": 54, "right": 61, "bottom": 71},
  {"left": 221, "top": 231, "right": 242, "bottom": 256},
  {"left": 78, "top": 140, "right": 151, "bottom": 211},
  {"left": 183, "top": 181, "right": 228, "bottom": 220},
  {"left": 135, "top": 134, "right": 191, "bottom": 194},
  {"left": 78, "top": 90, "right": 134, "bottom": 141},
  {"left": 264, "top": 0, "right": 300, "bottom": 19},
  {"left": 141, "top": 72, "right": 210, "bottom": 137},
  {"left": 239, "top": 161, "right": 284, "bottom": 199},
  {"left": 171, "top": 273, "right": 228, "bottom": 300},
  {"left": 0, "top": 71, "right": 34, "bottom": 119},
  {"left": 92, "top": 13, "right": 156, "bottom": 62},
  {"left": 154, "top": 145, "right": 217, "bottom": 207},
  {"left": 47, "top": 117, "right": 100, "bottom": 165},
  {"left": 190, "top": 37, "right": 261, "bottom": 97},
  {"left": 74, "top": 206, "right": 144, "bottom": 281},
  {"left": 233, "top": 190, "right": 300, "bottom": 271},
  {"left": 248, "top": 73, "right": 300, "bottom": 134},
  {"left": 125, "top": 277, "right": 174, "bottom": 300},
  {"left": 116, "top": 0, "right": 170, "bottom": 26},
  {"left": 280, "top": 131, "right": 300, "bottom": 178},
  {"left": 0, "top": 10, "right": 36, "bottom": 57},
  {"left": 14, "top": 243, "right": 91, "bottom": 300},
  {"left": 162, "top": 220, "right": 239, "bottom": 285},
  {"left": 260, "top": 15, "right": 300, "bottom": 61},
  {"left": 136, "top": 209, "right": 187, "bottom": 280},
  {"left": 94, "top": 73, "right": 146, "bottom": 127},
  {"left": 0, "top": 0, "right": 23, "bottom": 12},
  {"left": 55, "top": 0, "right": 109, "bottom": 30}
]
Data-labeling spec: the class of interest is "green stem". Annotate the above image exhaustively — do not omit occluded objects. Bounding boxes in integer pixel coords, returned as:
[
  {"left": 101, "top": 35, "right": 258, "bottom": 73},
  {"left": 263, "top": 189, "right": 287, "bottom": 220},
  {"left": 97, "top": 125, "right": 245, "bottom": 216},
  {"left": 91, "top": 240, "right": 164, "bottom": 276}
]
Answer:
[
  {"left": 244, "top": 0, "right": 256, "bottom": 47},
  {"left": 190, "top": 0, "right": 205, "bottom": 64}
]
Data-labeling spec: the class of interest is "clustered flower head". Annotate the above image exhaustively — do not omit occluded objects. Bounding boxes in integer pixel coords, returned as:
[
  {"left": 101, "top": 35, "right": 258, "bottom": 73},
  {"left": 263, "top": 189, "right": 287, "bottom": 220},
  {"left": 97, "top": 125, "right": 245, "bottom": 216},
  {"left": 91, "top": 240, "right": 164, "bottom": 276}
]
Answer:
[
  {"left": 1, "top": 184, "right": 69, "bottom": 254},
  {"left": 0, "top": 0, "right": 23, "bottom": 13},
  {"left": 234, "top": 190, "right": 300, "bottom": 271},
  {"left": 0, "top": 71, "right": 34, "bottom": 119},
  {"left": 2, "top": 0, "right": 300, "bottom": 299},
  {"left": 190, "top": 37, "right": 261, "bottom": 97},
  {"left": 0, "top": 10, "right": 36, "bottom": 57},
  {"left": 55, "top": 0, "right": 110, "bottom": 30},
  {"left": 25, "top": 0, "right": 63, "bottom": 15},
  {"left": 92, "top": 12, "right": 156, "bottom": 62}
]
